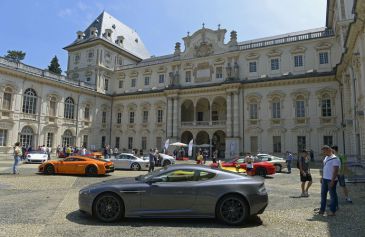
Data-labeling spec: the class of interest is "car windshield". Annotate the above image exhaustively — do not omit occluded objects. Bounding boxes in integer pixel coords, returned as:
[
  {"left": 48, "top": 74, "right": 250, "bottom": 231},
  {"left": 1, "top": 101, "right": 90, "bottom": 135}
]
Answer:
[{"left": 135, "top": 167, "right": 167, "bottom": 181}]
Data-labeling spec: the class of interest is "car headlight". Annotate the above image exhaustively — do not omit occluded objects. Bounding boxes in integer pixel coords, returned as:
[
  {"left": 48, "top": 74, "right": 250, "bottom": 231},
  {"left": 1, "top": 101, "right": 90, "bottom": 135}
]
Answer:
[
  {"left": 258, "top": 185, "right": 267, "bottom": 195},
  {"left": 79, "top": 189, "right": 91, "bottom": 195}
]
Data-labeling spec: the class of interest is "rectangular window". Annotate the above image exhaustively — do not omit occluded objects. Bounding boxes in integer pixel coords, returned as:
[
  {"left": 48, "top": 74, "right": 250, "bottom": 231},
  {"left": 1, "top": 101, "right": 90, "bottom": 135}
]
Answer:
[
  {"left": 250, "top": 136, "right": 258, "bottom": 153},
  {"left": 273, "top": 136, "right": 281, "bottom": 153},
  {"left": 272, "top": 102, "right": 281, "bottom": 118},
  {"left": 185, "top": 71, "right": 191, "bottom": 82},
  {"left": 212, "top": 111, "right": 218, "bottom": 121},
  {"left": 129, "top": 111, "right": 135, "bottom": 124},
  {"left": 156, "top": 137, "right": 162, "bottom": 150},
  {"left": 319, "top": 52, "right": 329, "bottom": 64},
  {"left": 115, "top": 137, "right": 120, "bottom": 149},
  {"left": 143, "top": 111, "right": 148, "bottom": 123},
  {"left": 3, "top": 92, "right": 11, "bottom": 110},
  {"left": 102, "top": 111, "right": 107, "bottom": 124},
  {"left": 46, "top": 133, "right": 53, "bottom": 148},
  {"left": 271, "top": 58, "right": 279, "bottom": 70},
  {"left": 144, "top": 76, "right": 150, "bottom": 86},
  {"left": 249, "top": 104, "right": 258, "bottom": 119},
  {"left": 128, "top": 137, "right": 133, "bottom": 150},
  {"left": 84, "top": 107, "right": 90, "bottom": 120},
  {"left": 296, "top": 101, "right": 305, "bottom": 118},
  {"left": 101, "top": 136, "right": 106, "bottom": 148},
  {"left": 131, "top": 78, "right": 136, "bottom": 87},
  {"left": 117, "top": 112, "right": 122, "bottom": 124},
  {"left": 104, "top": 78, "right": 109, "bottom": 91},
  {"left": 321, "top": 99, "right": 332, "bottom": 117},
  {"left": 157, "top": 110, "right": 163, "bottom": 123},
  {"left": 294, "top": 55, "right": 303, "bottom": 67},
  {"left": 49, "top": 100, "right": 56, "bottom": 117},
  {"left": 216, "top": 67, "right": 223, "bottom": 79},
  {"left": 249, "top": 61, "right": 257, "bottom": 73},
  {"left": 323, "top": 136, "right": 333, "bottom": 147},
  {"left": 83, "top": 135, "right": 88, "bottom": 148},
  {"left": 159, "top": 74, "right": 165, "bottom": 83},
  {"left": 297, "top": 136, "right": 306, "bottom": 153},
  {"left": 119, "top": 80, "right": 123, "bottom": 88},
  {"left": 141, "top": 137, "right": 147, "bottom": 150},
  {"left": 0, "top": 129, "right": 7, "bottom": 146}
]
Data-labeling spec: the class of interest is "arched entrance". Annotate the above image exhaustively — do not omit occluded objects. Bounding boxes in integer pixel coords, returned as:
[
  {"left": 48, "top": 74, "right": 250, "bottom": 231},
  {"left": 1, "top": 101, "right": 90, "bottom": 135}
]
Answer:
[
  {"left": 62, "top": 130, "right": 74, "bottom": 147},
  {"left": 181, "top": 100, "right": 194, "bottom": 122},
  {"left": 20, "top": 126, "right": 34, "bottom": 148},
  {"left": 196, "top": 131, "right": 209, "bottom": 145},
  {"left": 181, "top": 131, "right": 193, "bottom": 144},
  {"left": 213, "top": 130, "right": 226, "bottom": 158}
]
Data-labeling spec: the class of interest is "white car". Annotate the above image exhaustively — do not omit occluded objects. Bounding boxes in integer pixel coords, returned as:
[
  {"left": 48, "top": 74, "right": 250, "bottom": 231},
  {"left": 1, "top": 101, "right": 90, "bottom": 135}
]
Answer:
[
  {"left": 157, "top": 153, "right": 176, "bottom": 167},
  {"left": 256, "top": 154, "right": 287, "bottom": 173},
  {"left": 111, "top": 153, "right": 149, "bottom": 171},
  {"left": 26, "top": 151, "right": 48, "bottom": 163}
]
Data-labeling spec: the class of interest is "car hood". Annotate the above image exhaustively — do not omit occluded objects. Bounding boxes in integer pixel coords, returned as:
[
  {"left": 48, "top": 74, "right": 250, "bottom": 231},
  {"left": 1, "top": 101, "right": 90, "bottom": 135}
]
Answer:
[{"left": 81, "top": 177, "right": 144, "bottom": 190}]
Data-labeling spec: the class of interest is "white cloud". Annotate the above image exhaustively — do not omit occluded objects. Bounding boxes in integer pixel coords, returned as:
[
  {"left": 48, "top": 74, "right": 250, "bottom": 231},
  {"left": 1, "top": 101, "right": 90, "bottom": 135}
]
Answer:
[{"left": 58, "top": 8, "right": 72, "bottom": 17}]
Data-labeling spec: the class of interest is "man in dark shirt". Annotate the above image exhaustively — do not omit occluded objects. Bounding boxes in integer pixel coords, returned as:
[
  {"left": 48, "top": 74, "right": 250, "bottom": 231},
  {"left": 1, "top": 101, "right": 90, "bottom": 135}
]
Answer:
[{"left": 148, "top": 149, "right": 155, "bottom": 172}]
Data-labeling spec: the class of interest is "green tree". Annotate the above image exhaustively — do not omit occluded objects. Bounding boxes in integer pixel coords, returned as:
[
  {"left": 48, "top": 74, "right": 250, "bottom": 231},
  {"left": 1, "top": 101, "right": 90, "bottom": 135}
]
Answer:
[
  {"left": 4, "top": 50, "right": 26, "bottom": 62},
  {"left": 48, "top": 56, "right": 62, "bottom": 75}
]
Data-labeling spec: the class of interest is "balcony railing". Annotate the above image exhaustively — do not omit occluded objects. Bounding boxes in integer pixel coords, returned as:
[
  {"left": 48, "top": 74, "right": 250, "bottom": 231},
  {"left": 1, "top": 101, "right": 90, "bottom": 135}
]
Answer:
[
  {"left": 238, "top": 29, "right": 334, "bottom": 51},
  {"left": 181, "top": 120, "right": 226, "bottom": 127}
]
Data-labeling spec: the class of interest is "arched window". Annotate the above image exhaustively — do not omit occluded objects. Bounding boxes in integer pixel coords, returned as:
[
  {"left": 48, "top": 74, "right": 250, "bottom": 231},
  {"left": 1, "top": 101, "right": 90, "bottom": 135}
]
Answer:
[
  {"left": 62, "top": 130, "right": 74, "bottom": 147},
  {"left": 271, "top": 98, "right": 281, "bottom": 119},
  {"left": 23, "top": 88, "right": 37, "bottom": 114},
  {"left": 20, "top": 126, "right": 33, "bottom": 148},
  {"left": 2, "top": 87, "right": 12, "bottom": 110},
  {"left": 64, "top": 97, "right": 75, "bottom": 119}
]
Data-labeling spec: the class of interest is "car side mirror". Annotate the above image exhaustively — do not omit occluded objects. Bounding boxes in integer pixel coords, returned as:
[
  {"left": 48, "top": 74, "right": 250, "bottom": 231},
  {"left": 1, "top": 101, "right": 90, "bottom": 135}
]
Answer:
[{"left": 268, "top": 158, "right": 272, "bottom": 161}]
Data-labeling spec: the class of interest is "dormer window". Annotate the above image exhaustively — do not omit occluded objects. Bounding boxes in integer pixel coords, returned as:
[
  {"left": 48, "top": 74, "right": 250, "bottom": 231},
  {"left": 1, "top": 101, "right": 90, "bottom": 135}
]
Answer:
[
  {"left": 116, "top": 36, "right": 124, "bottom": 46},
  {"left": 104, "top": 29, "right": 113, "bottom": 39},
  {"left": 76, "top": 31, "right": 85, "bottom": 41},
  {"left": 90, "top": 27, "right": 98, "bottom": 38}
]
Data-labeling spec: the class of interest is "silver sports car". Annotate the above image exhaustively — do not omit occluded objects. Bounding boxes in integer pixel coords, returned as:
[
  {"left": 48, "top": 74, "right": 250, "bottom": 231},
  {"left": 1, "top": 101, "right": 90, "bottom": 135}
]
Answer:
[{"left": 78, "top": 164, "right": 268, "bottom": 226}]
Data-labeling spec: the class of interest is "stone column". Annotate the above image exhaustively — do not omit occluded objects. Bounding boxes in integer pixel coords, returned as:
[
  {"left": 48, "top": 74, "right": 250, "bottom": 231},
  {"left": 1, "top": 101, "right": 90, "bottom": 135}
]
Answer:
[
  {"left": 226, "top": 93, "right": 232, "bottom": 137},
  {"left": 167, "top": 97, "right": 173, "bottom": 138},
  {"left": 173, "top": 97, "right": 178, "bottom": 139},
  {"left": 233, "top": 92, "right": 239, "bottom": 137}
]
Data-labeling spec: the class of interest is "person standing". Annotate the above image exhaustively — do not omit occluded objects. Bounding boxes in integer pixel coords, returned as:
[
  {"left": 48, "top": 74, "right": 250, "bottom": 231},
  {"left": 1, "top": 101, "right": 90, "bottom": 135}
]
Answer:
[
  {"left": 299, "top": 150, "right": 312, "bottom": 197},
  {"left": 317, "top": 145, "right": 340, "bottom": 216},
  {"left": 148, "top": 149, "right": 155, "bottom": 172},
  {"left": 46, "top": 147, "right": 51, "bottom": 160},
  {"left": 13, "top": 142, "right": 22, "bottom": 174},
  {"left": 309, "top": 149, "right": 314, "bottom": 162},
  {"left": 245, "top": 155, "right": 254, "bottom": 176},
  {"left": 331, "top": 145, "right": 353, "bottom": 203},
  {"left": 212, "top": 150, "right": 218, "bottom": 164},
  {"left": 196, "top": 152, "right": 203, "bottom": 164},
  {"left": 286, "top": 151, "right": 293, "bottom": 174}
]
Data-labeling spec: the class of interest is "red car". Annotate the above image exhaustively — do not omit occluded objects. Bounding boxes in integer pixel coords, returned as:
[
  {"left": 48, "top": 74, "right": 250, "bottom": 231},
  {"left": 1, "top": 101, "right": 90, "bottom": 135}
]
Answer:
[{"left": 211, "top": 157, "right": 276, "bottom": 177}]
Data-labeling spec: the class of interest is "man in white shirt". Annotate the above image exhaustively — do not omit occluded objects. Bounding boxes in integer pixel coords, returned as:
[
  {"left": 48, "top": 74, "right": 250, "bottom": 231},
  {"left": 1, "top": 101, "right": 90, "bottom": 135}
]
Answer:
[{"left": 317, "top": 145, "right": 340, "bottom": 216}]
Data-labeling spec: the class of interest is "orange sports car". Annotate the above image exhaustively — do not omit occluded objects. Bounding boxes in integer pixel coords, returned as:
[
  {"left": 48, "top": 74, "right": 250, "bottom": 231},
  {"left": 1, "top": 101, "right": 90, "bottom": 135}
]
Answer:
[{"left": 38, "top": 156, "right": 114, "bottom": 176}]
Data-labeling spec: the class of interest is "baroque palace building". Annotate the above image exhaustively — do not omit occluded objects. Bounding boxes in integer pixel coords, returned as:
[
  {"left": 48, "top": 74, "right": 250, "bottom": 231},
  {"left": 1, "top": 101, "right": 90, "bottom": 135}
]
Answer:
[{"left": 0, "top": 0, "right": 364, "bottom": 159}]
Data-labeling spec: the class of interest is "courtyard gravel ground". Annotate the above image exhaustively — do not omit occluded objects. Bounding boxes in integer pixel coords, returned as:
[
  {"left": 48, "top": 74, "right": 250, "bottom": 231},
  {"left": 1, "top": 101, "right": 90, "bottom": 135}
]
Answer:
[{"left": 0, "top": 158, "right": 364, "bottom": 237}]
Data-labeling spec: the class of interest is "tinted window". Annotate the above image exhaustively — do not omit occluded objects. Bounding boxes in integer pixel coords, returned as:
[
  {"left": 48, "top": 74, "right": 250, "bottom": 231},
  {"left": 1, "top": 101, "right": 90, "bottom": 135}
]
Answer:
[
  {"left": 197, "top": 171, "right": 216, "bottom": 181},
  {"left": 157, "top": 169, "right": 196, "bottom": 182}
]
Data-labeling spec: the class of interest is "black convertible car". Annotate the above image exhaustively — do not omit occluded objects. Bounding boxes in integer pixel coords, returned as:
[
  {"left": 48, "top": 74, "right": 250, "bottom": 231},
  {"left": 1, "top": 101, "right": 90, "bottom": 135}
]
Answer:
[{"left": 78, "top": 164, "right": 268, "bottom": 225}]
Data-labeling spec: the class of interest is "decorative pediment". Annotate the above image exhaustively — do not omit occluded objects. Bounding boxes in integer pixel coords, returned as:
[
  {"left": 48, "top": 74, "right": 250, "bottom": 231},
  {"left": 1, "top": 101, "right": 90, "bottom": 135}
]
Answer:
[
  {"left": 267, "top": 49, "right": 282, "bottom": 57},
  {"left": 267, "top": 90, "right": 286, "bottom": 100},
  {"left": 118, "top": 72, "right": 125, "bottom": 79},
  {"left": 213, "top": 58, "right": 225, "bottom": 65},
  {"left": 316, "top": 42, "right": 332, "bottom": 50},
  {"left": 0, "top": 82, "right": 18, "bottom": 93},
  {"left": 129, "top": 71, "right": 138, "bottom": 77},
  {"left": 46, "top": 93, "right": 61, "bottom": 102},
  {"left": 140, "top": 102, "right": 151, "bottom": 110},
  {"left": 143, "top": 68, "right": 152, "bottom": 75},
  {"left": 246, "top": 92, "right": 262, "bottom": 102},
  {"left": 245, "top": 126, "right": 263, "bottom": 133},
  {"left": 290, "top": 46, "right": 306, "bottom": 54},
  {"left": 183, "top": 63, "right": 194, "bottom": 70},
  {"left": 315, "top": 88, "right": 337, "bottom": 99},
  {"left": 245, "top": 52, "right": 260, "bottom": 60},
  {"left": 127, "top": 103, "right": 137, "bottom": 110},
  {"left": 291, "top": 89, "right": 310, "bottom": 100},
  {"left": 157, "top": 66, "right": 167, "bottom": 73},
  {"left": 114, "top": 103, "right": 124, "bottom": 111},
  {"left": 154, "top": 100, "right": 166, "bottom": 109}
]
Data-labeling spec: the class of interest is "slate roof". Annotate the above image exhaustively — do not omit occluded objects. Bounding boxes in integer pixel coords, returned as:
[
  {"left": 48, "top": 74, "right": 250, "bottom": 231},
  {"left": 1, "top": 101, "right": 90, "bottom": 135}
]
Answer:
[{"left": 64, "top": 11, "right": 150, "bottom": 60}]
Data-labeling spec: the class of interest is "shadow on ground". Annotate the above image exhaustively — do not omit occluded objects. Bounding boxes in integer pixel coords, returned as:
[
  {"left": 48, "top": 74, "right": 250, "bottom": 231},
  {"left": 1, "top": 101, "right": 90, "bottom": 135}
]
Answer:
[{"left": 66, "top": 210, "right": 264, "bottom": 229}]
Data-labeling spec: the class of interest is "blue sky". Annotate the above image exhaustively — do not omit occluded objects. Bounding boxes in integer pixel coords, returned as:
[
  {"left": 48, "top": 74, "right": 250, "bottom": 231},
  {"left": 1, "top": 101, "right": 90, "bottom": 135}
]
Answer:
[{"left": 0, "top": 0, "right": 327, "bottom": 73}]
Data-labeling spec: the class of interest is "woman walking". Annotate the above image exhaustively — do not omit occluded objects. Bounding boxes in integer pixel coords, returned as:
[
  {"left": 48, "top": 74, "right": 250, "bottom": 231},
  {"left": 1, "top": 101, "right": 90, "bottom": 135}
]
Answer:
[
  {"left": 13, "top": 142, "right": 22, "bottom": 174},
  {"left": 299, "top": 150, "right": 312, "bottom": 197}
]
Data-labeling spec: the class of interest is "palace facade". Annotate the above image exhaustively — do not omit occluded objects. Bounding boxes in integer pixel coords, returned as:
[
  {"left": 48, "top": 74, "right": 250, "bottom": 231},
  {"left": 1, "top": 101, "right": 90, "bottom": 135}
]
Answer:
[{"left": 0, "top": 0, "right": 364, "bottom": 159}]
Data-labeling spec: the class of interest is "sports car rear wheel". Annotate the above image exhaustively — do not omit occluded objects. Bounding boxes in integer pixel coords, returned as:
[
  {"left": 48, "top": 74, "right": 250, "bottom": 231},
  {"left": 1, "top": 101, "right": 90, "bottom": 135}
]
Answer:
[
  {"left": 163, "top": 160, "right": 171, "bottom": 167},
  {"left": 274, "top": 164, "right": 282, "bottom": 173},
  {"left": 216, "top": 194, "right": 249, "bottom": 226},
  {"left": 86, "top": 165, "right": 98, "bottom": 176},
  {"left": 44, "top": 164, "right": 55, "bottom": 175},
  {"left": 93, "top": 193, "right": 123, "bottom": 222},
  {"left": 130, "top": 163, "right": 141, "bottom": 171}
]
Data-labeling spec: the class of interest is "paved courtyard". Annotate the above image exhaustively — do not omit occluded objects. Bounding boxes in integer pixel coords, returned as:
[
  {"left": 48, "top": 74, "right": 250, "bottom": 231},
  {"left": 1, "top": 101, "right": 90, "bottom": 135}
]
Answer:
[{"left": 0, "top": 159, "right": 364, "bottom": 237}]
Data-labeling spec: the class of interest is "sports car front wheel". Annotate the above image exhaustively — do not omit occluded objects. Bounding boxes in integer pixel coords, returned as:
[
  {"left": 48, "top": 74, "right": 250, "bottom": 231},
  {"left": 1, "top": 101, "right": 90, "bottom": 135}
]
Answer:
[
  {"left": 93, "top": 193, "right": 124, "bottom": 222},
  {"left": 216, "top": 194, "right": 249, "bottom": 226}
]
